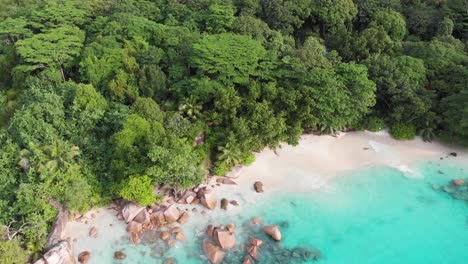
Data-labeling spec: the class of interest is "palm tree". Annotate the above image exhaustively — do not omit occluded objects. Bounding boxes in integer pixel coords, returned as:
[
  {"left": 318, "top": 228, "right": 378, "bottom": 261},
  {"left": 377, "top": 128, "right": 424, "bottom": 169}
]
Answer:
[
  {"left": 178, "top": 96, "right": 202, "bottom": 121},
  {"left": 217, "top": 143, "right": 242, "bottom": 167},
  {"left": 39, "top": 141, "right": 80, "bottom": 173},
  {"left": 18, "top": 141, "right": 80, "bottom": 174}
]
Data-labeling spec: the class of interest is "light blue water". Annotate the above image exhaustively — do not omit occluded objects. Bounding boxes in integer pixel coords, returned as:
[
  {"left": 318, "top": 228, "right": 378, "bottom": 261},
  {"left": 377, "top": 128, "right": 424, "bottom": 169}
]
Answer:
[{"left": 99, "top": 160, "right": 468, "bottom": 264}]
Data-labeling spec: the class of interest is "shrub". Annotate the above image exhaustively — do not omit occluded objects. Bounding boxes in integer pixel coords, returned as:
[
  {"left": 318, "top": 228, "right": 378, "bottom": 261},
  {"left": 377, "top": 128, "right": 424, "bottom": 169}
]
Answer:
[
  {"left": 390, "top": 123, "right": 416, "bottom": 140},
  {"left": 213, "top": 161, "right": 231, "bottom": 176},
  {"left": 119, "top": 175, "right": 158, "bottom": 206},
  {"left": 366, "top": 117, "right": 385, "bottom": 132},
  {"left": 241, "top": 152, "right": 256, "bottom": 166}
]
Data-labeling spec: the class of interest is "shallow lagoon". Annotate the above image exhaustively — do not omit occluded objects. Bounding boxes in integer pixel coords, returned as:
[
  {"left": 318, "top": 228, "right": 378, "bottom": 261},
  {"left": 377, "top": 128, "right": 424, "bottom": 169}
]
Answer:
[{"left": 80, "top": 160, "right": 468, "bottom": 264}]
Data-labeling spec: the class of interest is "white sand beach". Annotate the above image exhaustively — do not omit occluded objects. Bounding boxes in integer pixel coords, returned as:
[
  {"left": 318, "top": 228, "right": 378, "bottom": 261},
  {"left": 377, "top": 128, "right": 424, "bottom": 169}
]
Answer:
[{"left": 64, "top": 131, "right": 468, "bottom": 262}]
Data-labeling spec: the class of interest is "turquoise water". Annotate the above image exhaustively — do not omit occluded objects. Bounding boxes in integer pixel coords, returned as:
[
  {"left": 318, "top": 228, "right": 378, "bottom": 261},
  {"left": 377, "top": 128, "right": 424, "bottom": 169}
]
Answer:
[{"left": 97, "top": 160, "right": 468, "bottom": 263}]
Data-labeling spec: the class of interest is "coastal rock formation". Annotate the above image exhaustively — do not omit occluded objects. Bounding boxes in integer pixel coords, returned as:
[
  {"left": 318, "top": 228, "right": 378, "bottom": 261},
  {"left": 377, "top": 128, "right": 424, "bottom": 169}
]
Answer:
[
  {"left": 247, "top": 245, "right": 260, "bottom": 260},
  {"left": 262, "top": 225, "right": 282, "bottom": 241},
  {"left": 151, "top": 211, "right": 166, "bottom": 226},
  {"left": 254, "top": 181, "right": 263, "bottom": 192},
  {"left": 249, "top": 237, "right": 263, "bottom": 247},
  {"left": 163, "top": 205, "right": 180, "bottom": 224},
  {"left": 177, "top": 212, "right": 189, "bottom": 224},
  {"left": 225, "top": 165, "right": 243, "bottom": 178},
  {"left": 213, "top": 229, "right": 236, "bottom": 249},
  {"left": 226, "top": 223, "right": 234, "bottom": 233},
  {"left": 163, "top": 258, "right": 176, "bottom": 264},
  {"left": 220, "top": 199, "right": 228, "bottom": 210},
  {"left": 216, "top": 178, "right": 237, "bottom": 185},
  {"left": 34, "top": 241, "right": 75, "bottom": 264},
  {"left": 172, "top": 227, "right": 181, "bottom": 233},
  {"left": 88, "top": 227, "right": 97, "bottom": 238},
  {"left": 203, "top": 240, "right": 225, "bottom": 264},
  {"left": 206, "top": 225, "right": 215, "bottom": 238},
  {"left": 77, "top": 251, "right": 90, "bottom": 264},
  {"left": 133, "top": 209, "right": 150, "bottom": 224},
  {"left": 200, "top": 191, "right": 217, "bottom": 210},
  {"left": 122, "top": 203, "right": 145, "bottom": 223},
  {"left": 252, "top": 217, "right": 262, "bottom": 225},
  {"left": 114, "top": 251, "right": 126, "bottom": 260},
  {"left": 126, "top": 221, "right": 142, "bottom": 233},
  {"left": 160, "top": 231, "right": 170, "bottom": 240},
  {"left": 452, "top": 179, "right": 465, "bottom": 186},
  {"left": 243, "top": 256, "right": 253, "bottom": 264},
  {"left": 175, "top": 232, "right": 185, "bottom": 241}
]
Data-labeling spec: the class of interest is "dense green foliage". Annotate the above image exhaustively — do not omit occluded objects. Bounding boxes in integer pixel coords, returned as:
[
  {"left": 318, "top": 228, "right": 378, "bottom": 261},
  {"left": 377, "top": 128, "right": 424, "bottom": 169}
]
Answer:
[{"left": 0, "top": 0, "right": 466, "bottom": 260}]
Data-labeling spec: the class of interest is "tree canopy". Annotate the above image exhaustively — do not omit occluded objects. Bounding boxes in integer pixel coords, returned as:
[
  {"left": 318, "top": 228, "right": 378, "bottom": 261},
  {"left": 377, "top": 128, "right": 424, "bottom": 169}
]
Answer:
[{"left": 0, "top": 0, "right": 467, "bottom": 261}]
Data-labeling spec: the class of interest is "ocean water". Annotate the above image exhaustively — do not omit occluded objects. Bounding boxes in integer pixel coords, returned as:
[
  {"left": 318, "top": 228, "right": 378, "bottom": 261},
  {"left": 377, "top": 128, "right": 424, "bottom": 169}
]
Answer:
[{"left": 86, "top": 160, "right": 468, "bottom": 264}]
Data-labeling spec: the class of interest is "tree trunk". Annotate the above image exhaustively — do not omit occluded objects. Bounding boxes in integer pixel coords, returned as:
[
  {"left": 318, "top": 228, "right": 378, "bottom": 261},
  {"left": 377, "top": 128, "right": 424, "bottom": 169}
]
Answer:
[{"left": 60, "top": 65, "right": 66, "bottom": 82}]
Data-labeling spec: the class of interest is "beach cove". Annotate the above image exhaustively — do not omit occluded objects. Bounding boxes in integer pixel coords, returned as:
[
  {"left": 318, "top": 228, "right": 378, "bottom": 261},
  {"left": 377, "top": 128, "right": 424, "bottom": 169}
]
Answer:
[{"left": 65, "top": 131, "right": 468, "bottom": 264}]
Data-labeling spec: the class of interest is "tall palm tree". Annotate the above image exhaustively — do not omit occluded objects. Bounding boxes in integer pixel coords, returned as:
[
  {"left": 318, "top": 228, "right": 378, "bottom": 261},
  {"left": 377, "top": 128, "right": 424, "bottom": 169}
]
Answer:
[
  {"left": 217, "top": 143, "right": 242, "bottom": 167},
  {"left": 178, "top": 96, "right": 202, "bottom": 121}
]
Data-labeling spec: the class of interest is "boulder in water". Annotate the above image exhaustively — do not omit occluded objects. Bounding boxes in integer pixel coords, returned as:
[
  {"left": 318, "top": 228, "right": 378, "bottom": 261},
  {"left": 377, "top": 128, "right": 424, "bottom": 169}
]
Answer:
[
  {"left": 160, "top": 231, "right": 170, "bottom": 240},
  {"left": 247, "top": 245, "right": 260, "bottom": 261},
  {"left": 88, "top": 227, "right": 97, "bottom": 238},
  {"left": 78, "top": 251, "right": 91, "bottom": 264},
  {"left": 201, "top": 191, "right": 217, "bottom": 210},
  {"left": 254, "top": 181, "right": 263, "bottom": 192},
  {"left": 243, "top": 255, "right": 253, "bottom": 264},
  {"left": 175, "top": 232, "right": 186, "bottom": 241},
  {"left": 249, "top": 237, "right": 263, "bottom": 247},
  {"left": 262, "top": 225, "right": 282, "bottom": 241},
  {"left": 177, "top": 211, "right": 189, "bottom": 224},
  {"left": 206, "top": 225, "right": 215, "bottom": 238},
  {"left": 226, "top": 223, "right": 234, "bottom": 233},
  {"left": 203, "top": 240, "right": 225, "bottom": 264},
  {"left": 126, "top": 221, "right": 142, "bottom": 234},
  {"left": 213, "top": 229, "right": 236, "bottom": 249},
  {"left": 164, "top": 205, "right": 180, "bottom": 224},
  {"left": 220, "top": 199, "right": 228, "bottom": 210}
]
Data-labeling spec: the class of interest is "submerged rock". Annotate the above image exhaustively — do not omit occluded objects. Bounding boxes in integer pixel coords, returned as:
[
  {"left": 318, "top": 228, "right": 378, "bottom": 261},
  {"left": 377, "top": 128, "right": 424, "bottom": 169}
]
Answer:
[
  {"left": 262, "top": 226, "right": 282, "bottom": 241},
  {"left": 114, "top": 251, "right": 126, "bottom": 260},
  {"left": 452, "top": 179, "right": 465, "bottom": 186},
  {"left": 163, "top": 258, "right": 176, "bottom": 264}
]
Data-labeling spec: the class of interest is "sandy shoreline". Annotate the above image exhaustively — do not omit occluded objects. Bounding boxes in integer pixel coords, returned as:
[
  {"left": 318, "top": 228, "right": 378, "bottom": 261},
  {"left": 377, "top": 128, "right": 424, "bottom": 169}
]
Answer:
[{"left": 64, "top": 131, "right": 468, "bottom": 262}]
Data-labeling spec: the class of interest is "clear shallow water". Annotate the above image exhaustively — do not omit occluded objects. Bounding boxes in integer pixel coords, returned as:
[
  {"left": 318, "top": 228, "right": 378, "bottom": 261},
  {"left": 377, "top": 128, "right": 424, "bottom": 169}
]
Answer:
[{"left": 90, "top": 160, "right": 468, "bottom": 264}]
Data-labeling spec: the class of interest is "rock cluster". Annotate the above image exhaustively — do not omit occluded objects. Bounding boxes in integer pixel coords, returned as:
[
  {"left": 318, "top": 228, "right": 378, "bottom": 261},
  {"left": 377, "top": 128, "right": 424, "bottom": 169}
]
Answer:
[
  {"left": 439, "top": 178, "right": 468, "bottom": 201},
  {"left": 203, "top": 224, "right": 237, "bottom": 263}
]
